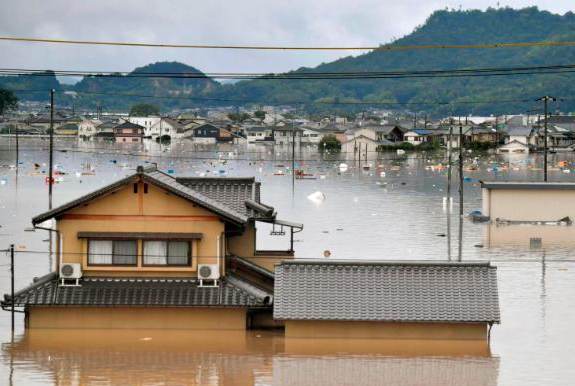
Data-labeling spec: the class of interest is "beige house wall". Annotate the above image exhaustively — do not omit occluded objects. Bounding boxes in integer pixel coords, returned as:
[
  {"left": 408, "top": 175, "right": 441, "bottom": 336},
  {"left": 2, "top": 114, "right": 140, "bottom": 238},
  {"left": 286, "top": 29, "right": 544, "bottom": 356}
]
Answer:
[
  {"left": 28, "top": 306, "right": 247, "bottom": 330},
  {"left": 484, "top": 223, "right": 575, "bottom": 248},
  {"left": 483, "top": 188, "right": 575, "bottom": 221},
  {"left": 285, "top": 320, "right": 487, "bottom": 340},
  {"left": 227, "top": 225, "right": 293, "bottom": 272},
  {"left": 56, "top": 182, "right": 225, "bottom": 277}
]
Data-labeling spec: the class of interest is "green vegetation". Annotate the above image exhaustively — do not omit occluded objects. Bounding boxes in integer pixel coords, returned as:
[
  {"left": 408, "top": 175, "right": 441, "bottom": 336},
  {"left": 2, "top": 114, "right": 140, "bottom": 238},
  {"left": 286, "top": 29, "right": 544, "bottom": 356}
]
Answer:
[
  {"left": 318, "top": 134, "right": 341, "bottom": 152},
  {"left": 5, "top": 8, "right": 575, "bottom": 115},
  {"left": 227, "top": 112, "right": 251, "bottom": 122},
  {"left": 130, "top": 103, "right": 160, "bottom": 116},
  {"left": 0, "top": 89, "right": 17, "bottom": 115},
  {"left": 253, "top": 110, "right": 266, "bottom": 119}
]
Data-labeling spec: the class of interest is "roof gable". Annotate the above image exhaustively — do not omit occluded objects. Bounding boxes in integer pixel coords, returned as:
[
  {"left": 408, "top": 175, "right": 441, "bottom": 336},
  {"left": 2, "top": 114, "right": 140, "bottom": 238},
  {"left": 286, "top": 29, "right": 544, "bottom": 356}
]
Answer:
[{"left": 32, "top": 168, "right": 251, "bottom": 225}]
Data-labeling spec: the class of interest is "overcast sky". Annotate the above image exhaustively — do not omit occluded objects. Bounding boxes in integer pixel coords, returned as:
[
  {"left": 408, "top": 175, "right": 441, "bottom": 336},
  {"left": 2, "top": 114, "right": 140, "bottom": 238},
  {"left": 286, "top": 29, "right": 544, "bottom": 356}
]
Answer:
[{"left": 0, "top": 0, "right": 573, "bottom": 80}]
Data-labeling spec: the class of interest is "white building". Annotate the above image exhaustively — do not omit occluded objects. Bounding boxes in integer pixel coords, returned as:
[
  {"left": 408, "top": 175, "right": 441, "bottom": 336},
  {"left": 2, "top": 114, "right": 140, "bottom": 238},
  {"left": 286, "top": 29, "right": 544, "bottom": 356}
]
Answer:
[
  {"left": 78, "top": 119, "right": 102, "bottom": 138},
  {"left": 149, "top": 118, "right": 193, "bottom": 140},
  {"left": 246, "top": 127, "right": 274, "bottom": 143},
  {"left": 127, "top": 117, "right": 161, "bottom": 138}
]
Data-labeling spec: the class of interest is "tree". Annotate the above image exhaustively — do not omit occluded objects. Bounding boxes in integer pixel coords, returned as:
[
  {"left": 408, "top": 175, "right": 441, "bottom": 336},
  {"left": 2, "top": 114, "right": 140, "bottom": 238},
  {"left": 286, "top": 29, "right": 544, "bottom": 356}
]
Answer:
[
  {"left": 318, "top": 134, "right": 342, "bottom": 152},
  {"left": 253, "top": 110, "right": 266, "bottom": 119},
  {"left": 0, "top": 89, "right": 18, "bottom": 115},
  {"left": 129, "top": 103, "right": 160, "bottom": 116},
  {"left": 227, "top": 112, "right": 250, "bottom": 122}
]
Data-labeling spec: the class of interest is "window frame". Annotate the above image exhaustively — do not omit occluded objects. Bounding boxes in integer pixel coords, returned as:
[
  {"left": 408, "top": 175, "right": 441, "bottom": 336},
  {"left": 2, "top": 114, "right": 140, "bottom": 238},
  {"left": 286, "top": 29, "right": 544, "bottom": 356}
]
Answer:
[
  {"left": 142, "top": 239, "right": 192, "bottom": 267},
  {"left": 87, "top": 239, "right": 138, "bottom": 267}
]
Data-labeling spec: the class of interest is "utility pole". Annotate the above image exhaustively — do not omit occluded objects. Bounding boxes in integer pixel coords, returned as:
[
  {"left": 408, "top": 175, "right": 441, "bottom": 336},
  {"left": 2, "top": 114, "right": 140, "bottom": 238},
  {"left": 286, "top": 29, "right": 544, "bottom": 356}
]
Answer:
[
  {"left": 14, "top": 124, "right": 19, "bottom": 173},
  {"left": 536, "top": 96, "right": 556, "bottom": 182},
  {"left": 459, "top": 119, "right": 464, "bottom": 216},
  {"left": 291, "top": 123, "right": 295, "bottom": 193},
  {"left": 447, "top": 119, "right": 453, "bottom": 199},
  {"left": 49, "top": 89, "right": 55, "bottom": 210},
  {"left": 10, "top": 244, "right": 14, "bottom": 332}
]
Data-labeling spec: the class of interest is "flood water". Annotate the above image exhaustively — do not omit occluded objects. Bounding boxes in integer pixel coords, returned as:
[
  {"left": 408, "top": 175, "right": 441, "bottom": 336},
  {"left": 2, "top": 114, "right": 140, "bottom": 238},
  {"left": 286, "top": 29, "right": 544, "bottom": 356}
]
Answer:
[{"left": 0, "top": 137, "right": 574, "bottom": 385}]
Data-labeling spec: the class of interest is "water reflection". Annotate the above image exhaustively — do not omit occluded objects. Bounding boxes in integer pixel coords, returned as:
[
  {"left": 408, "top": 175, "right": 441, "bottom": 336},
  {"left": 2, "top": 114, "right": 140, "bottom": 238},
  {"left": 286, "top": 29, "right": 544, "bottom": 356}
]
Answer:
[{"left": 3, "top": 330, "right": 498, "bottom": 386}]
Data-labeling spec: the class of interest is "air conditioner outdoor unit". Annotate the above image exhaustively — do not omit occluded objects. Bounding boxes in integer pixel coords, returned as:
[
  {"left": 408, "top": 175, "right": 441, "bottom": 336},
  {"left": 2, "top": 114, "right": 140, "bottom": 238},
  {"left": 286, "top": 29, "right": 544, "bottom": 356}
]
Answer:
[
  {"left": 59, "top": 263, "right": 82, "bottom": 286},
  {"left": 198, "top": 264, "right": 220, "bottom": 287}
]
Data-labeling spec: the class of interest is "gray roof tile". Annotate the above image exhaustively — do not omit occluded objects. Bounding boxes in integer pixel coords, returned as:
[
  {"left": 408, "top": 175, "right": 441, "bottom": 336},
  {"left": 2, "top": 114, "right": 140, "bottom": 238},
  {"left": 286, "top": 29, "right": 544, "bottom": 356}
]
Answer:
[
  {"left": 4, "top": 273, "right": 272, "bottom": 308},
  {"left": 273, "top": 260, "right": 500, "bottom": 323}
]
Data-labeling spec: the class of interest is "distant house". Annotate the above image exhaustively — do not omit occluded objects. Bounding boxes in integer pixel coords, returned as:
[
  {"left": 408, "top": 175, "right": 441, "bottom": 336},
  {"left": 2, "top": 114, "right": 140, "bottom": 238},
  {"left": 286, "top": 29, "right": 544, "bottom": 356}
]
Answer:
[
  {"left": 301, "top": 128, "right": 323, "bottom": 144},
  {"left": 404, "top": 129, "right": 433, "bottom": 145},
  {"left": 342, "top": 135, "right": 394, "bottom": 155},
  {"left": 354, "top": 125, "right": 405, "bottom": 143},
  {"left": 54, "top": 123, "right": 79, "bottom": 136},
  {"left": 192, "top": 123, "right": 221, "bottom": 144},
  {"left": 128, "top": 116, "right": 161, "bottom": 138},
  {"left": 78, "top": 119, "right": 102, "bottom": 138},
  {"left": 113, "top": 121, "right": 144, "bottom": 143},
  {"left": 150, "top": 118, "right": 192, "bottom": 140},
  {"left": 496, "top": 139, "right": 530, "bottom": 154},
  {"left": 273, "top": 127, "right": 303, "bottom": 145},
  {"left": 246, "top": 127, "right": 274, "bottom": 143},
  {"left": 94, "top": 121, "right": 117, "bottom": 138},
  {"left": 274, "top": 260, "right": 500, "bottom": 340},
  {"left": 505, "top": 126, "right": 535, "bottom": 146}
]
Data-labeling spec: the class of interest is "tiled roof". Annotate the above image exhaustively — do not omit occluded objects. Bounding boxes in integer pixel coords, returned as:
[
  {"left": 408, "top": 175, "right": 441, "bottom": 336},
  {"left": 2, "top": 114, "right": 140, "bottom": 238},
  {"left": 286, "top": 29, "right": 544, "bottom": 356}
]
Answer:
[
  {"left": 273, "top": 260, "right": 500, "bottom": 323},
  {"left": 3, "top": 272, "right": 272, "bottom": 308},
  {"left": 176, "top": 177, "right": 274, "bottom": 219},
  {"left": 114, "top": 121, "right": 145, "bottom": 130},
  {"left": 31, "top": 167, "right": 277, "bottom": 225}
]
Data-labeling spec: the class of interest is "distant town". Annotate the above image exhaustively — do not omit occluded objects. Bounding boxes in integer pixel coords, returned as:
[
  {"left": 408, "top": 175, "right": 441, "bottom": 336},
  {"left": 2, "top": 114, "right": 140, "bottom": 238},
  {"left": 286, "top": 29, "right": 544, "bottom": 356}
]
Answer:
[{"left": 1, "top": 102, "right": 574, "bottom": 155}]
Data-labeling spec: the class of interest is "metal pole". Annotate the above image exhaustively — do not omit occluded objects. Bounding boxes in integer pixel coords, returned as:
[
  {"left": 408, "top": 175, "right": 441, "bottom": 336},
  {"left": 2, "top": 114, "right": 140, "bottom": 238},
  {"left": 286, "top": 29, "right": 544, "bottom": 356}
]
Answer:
[
  {"left": 15, "top": 125, "right": 19, "bottom": 172},
  {"left": 10, "top": 244, "right": 14, "bottom": 332},
  {"left": 447, "top": 120, "right": 453, "bottom": 198},
  {"left": 544, "top": 97, "right": 548, "bottom": 182},
  {"left": 49, "top": 89, "right": 55, "bottom": 210},
  {"left": 459, "top": 120, "right": 464, "bottom": 216},
  {"left": 291, "top": 123, "right": 295, "bottom": 192}
]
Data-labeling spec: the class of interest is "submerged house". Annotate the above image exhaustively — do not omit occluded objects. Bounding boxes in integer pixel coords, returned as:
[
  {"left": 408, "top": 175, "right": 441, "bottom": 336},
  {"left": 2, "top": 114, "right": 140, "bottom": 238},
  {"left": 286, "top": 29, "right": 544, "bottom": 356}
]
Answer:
[
  {"left": 274, "top": 260, "right": 500, "bottom": 340},
  {"left": 3, "top": 166, "right": 500, "bottom": 339},
  {"left": 4, "top": 165, "right": 301, "bottom": 330}
]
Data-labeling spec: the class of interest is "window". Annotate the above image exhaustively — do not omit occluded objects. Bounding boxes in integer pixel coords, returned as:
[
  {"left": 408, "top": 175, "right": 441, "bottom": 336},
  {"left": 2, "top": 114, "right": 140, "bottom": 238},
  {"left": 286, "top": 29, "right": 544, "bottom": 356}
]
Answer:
[
  {"left": 88, "top": 240, "right": 137, "bottom": 265},
  {"left": 143, "top": 241, "right": 190, "bottom": 266}
]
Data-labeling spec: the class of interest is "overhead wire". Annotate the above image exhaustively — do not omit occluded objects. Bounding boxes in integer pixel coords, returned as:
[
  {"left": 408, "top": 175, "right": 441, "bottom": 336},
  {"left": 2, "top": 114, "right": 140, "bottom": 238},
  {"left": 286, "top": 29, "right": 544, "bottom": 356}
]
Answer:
[{"left": 2, "top": 35, "right": 575, "bottom": 51}]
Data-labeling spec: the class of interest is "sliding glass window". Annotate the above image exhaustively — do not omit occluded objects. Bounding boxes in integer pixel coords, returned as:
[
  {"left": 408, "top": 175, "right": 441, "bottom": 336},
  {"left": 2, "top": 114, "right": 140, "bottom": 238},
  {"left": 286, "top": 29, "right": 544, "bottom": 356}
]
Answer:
[
  {"left": 143, "top": 241, "right": 191, "bottom": 266},
  {"left": 88, "top": 240, "right": 137, "bottom": 265}
]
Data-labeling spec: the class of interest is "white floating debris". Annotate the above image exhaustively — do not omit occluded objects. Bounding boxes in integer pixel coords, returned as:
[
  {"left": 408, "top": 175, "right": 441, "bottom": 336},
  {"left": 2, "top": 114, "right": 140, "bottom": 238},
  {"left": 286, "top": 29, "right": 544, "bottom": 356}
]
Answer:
[
  {"left": 380, "top": 171, "right": 386, "bottom": 177},
  {"left": 338, "top": 163, "right": 348, "bottom": 172},
  {"left": 307, "top": 191, "right": 326, "bottom": 204},
  {"left": 397, "top": 149, "right": 406, "bottom": 155}
]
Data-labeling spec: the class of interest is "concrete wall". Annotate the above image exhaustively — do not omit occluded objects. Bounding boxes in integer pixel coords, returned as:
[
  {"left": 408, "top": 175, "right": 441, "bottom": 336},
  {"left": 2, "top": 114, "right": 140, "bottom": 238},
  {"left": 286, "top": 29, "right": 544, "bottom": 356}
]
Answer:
[
  {"left": 56, "top": 181, "right": 225, "bottom": 277},
  {"left": 483, "top": 188, "right": 575, "bottom": 220},
  {"left": 28, "top": 306, "right": 247, "bottom": 329},
  {"left": 284, "top": 320, "right": 488, "bottom": 340}
]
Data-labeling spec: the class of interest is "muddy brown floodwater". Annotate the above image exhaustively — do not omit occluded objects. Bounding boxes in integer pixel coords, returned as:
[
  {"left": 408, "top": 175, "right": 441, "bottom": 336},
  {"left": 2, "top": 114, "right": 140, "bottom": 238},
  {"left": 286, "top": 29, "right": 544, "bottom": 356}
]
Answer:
[{"left": 0, "top": 138, "right": 575, "bottom": 385}]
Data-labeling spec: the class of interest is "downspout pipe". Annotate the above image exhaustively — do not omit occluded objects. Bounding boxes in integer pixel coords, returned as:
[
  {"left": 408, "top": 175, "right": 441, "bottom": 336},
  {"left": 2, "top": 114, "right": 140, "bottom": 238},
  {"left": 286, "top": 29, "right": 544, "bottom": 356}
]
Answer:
[{"left": 33, "top": 224, "right": 61, "bottom": 273}]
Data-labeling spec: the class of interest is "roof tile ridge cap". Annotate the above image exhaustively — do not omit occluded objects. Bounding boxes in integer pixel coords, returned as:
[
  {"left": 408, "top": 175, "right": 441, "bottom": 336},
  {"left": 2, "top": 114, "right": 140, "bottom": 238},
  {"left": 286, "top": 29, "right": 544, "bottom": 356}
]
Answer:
[
  {"left": 145, "top": 171, "right": 248, "bottom": 221},
  {"left": 279, "top": 259, "right": 492, "bottom": 266}
]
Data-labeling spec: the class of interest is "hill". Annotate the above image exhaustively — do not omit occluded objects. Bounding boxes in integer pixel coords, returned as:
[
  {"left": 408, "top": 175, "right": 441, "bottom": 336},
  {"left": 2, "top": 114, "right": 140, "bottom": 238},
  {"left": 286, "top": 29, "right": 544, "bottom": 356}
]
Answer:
[
  {"left": 3, "top": 7, "right": 575, "bottom": 115},
  {"left": 220, "top": 7, "right": 575, "bottom": 116}
]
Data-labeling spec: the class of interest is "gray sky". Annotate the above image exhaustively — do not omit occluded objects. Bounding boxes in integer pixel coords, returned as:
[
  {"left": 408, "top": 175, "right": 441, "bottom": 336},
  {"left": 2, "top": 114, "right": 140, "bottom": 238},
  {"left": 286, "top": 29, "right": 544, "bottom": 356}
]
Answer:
[{"left": 0, "top": 0, "right": 573, "bottom": 78}]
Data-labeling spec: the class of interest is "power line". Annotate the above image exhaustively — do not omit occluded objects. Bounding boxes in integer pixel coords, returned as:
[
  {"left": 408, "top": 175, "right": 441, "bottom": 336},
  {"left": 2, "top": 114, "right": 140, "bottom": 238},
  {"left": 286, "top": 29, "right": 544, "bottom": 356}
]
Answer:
[
  {"left": 5, "top": 87, "right": 548, "bottom": 107},
  {"left": 3, "top": 63, "right": 575, "bottom": 80},
  {"left": 2, "top": 35, "right": 575, "bottom": 51}
]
